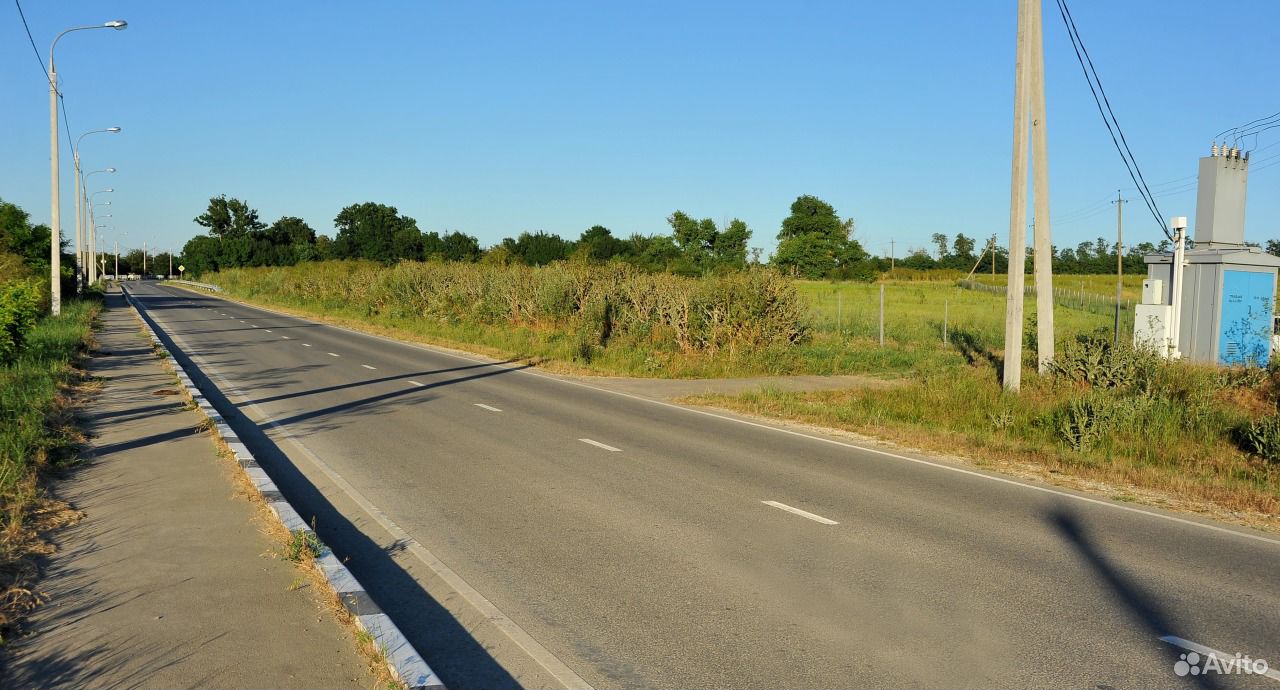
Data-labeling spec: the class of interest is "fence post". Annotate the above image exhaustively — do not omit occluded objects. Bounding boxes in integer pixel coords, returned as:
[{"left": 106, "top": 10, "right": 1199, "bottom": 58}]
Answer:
[{"left": 879, "top": 283, "right": 885, "bottom": 347}]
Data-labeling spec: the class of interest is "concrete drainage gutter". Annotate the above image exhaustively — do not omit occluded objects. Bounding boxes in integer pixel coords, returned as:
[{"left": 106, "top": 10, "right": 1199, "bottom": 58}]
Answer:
[{"left": 121, "top": 284, "right": 443, "bottom": 690}]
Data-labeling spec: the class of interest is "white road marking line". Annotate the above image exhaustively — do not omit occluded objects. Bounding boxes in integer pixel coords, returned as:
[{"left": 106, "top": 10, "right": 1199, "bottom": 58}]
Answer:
[
  {"left": 140, "top": 313, "right": 591, "bottom": 690},
  {"left": 328, "top": 352, "right": 340, "bottom": 357},
  {"left": 176, "top": 283, "right": 1280, "bottom": 546},
  {"left": 250, "top": 324, "right": 259, "bottom": 328},
  {"left": 579, "top": 438, "right": 621, "bottom": 452},
  {"left": 1160, "top": 636, "right": 1280, "bottom": 682},
  {"left": 239, "top": 320, "right": 246, "bottom": 323},
  {"left": 762, "top": 500, "right": 839, "bottom": 525},
  {"left": 264, "top": 329, "right": 272, "bottom": 333},
  {"left": 407, "top": 380, "right": 424, "bottom": 387},
  {"left": 362, "top": 364, "right": 377, "bottom": 370},
  {"left": 474, "top": 403, "right": 502, "bottom": 412},
  {"left": 281, "top": 335, "right": 291, "bottom": 339},
  {"left": 302, "top": 343, "right": 312, "bottom": 347}
]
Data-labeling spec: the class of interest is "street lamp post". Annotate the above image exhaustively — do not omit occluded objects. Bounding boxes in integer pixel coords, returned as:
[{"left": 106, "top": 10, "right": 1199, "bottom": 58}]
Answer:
[
  {"left": 88, "top": 200, "right": 109, "bottom": 270},
  {"left": 48, "top": 19, "right": 127, "bottom": 315},
  {"left": 83, "top": 174, "right": 113, "bottom": 284},
  {"left": 89, "top": 190, "right": 113, "bottom": 268},
  {"left": 73, "top": 130, "right": 119, "bottom": 290}
]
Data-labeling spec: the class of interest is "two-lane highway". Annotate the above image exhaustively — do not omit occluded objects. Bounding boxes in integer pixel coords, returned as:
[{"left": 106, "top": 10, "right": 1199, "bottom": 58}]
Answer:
[{"left": 127, "top": 281, "right": 1280, "bottom": 689}]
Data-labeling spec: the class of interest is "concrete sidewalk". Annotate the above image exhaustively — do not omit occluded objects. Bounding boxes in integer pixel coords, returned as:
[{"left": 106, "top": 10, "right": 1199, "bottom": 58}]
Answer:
[{"left": 2, "top": 293, "right": 373, "bottom": 689}]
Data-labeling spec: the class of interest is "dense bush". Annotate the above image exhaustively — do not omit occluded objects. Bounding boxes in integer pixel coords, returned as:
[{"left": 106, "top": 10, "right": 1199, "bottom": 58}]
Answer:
[
  {"left": 215, "top": 260, "right": 810, "bottom": 357},
  {"left": 0, "top": 278, "right": 45, "bottom": 366}
]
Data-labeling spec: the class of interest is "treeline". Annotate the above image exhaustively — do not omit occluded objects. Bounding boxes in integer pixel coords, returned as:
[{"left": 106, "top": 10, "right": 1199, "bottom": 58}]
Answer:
[
  {"left": 181, "top": 194, "right": 870, "bottom": 280},
  {"left": 896, "top": 232, "right": 1171, "bottom": 276}
]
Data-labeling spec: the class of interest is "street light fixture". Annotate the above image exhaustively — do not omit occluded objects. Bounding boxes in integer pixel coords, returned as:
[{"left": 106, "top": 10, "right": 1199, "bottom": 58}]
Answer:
[
  {"left": 48, "top": 19, "right": 128, "bottom": 315},
  {"left": 74, "top": 129, "right": 120, "bottom": 287},
  {"left": 83, "top": 168, "right": 115, "bottom": 284}
]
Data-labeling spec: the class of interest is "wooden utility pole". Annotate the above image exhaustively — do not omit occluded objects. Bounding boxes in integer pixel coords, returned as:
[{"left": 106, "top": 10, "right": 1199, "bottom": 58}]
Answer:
[
  {"left": 1029, "top": 0, "right": 1055, "bottom": 373},
  {"left": 1112, "top": 191, "right": 1127, "bottom": 343},
  {"left": 889, "top": 239, "right": 896, "bottom": 271},
  {"left": 1003, "top": 0, "right": 1033, "bottom": 392}
]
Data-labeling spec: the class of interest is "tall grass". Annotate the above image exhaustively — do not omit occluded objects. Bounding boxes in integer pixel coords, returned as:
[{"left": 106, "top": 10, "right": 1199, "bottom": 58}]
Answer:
[
  {"left": 0, "top": 297, "right": 99, "bottom": 641},
  {"left": 216, "top": 260, "right": 817, "bottom": 377},
  {"left": 0, "top": 299, "right": 99, "bottom": 497}
]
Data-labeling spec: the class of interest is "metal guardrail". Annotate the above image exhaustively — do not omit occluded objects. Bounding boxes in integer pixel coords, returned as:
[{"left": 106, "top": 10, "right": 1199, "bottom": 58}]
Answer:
[{"left": 167, "top": 279, "right": 223, "bottom": 293}]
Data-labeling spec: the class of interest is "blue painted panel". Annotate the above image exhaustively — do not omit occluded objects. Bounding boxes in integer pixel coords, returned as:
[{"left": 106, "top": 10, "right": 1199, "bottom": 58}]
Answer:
[{"left": 1218, "top": 270, "right": 1274, "bottom": 366}]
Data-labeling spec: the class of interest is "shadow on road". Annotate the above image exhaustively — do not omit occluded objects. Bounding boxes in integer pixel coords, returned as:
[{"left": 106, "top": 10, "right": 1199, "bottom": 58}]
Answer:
[
  {"left": 132, "top": 289, "right": 525, "bottom": 690},
  {"left": 1048, "top": 508, "right": 1220, "bottom": 690}
]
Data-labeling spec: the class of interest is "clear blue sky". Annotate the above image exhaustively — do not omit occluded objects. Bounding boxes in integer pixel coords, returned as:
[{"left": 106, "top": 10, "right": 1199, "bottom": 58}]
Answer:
[{"left": 3, "top": 0, "right": 1278, "bottom": 258}]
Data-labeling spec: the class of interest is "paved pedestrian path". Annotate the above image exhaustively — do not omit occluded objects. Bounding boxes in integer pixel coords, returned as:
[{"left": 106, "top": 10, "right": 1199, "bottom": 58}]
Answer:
[{"left": 2, "top": 291, "right": 372, "bottom": 689}]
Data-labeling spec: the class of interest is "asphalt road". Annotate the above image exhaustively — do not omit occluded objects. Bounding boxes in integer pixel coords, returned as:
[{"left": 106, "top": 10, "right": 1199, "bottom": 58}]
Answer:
[{"left": 126, "top": 281, "right": 1280, "bottom": 689}]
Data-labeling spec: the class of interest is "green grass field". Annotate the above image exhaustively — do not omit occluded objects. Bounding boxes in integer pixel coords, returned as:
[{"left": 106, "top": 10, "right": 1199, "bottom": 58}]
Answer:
[{"left": 798, "top": 277, "right": 1127, "bottom": 359}]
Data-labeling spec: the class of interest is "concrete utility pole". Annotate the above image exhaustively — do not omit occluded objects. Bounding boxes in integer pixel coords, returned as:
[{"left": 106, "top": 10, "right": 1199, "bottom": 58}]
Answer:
[
  {"left": 1004, "top": 0, "right": 1054, "bottom": 391},
  {"left": 1002, "top": 0, "right": 1033, "bottom": 392},
  {"left": 1112, "top": 191, "right": 1127, "bottom": 343},
  {"left": 49, "top": 53, "right": 61, "bottom": 315},
  {"left": 1029, "top": 0, "right": 1055, "bottom": 373}
]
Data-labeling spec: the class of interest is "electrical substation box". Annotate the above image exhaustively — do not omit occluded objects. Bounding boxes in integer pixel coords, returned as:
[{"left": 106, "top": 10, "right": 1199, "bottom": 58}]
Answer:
[{"left": 1142, "top": 145, "right": 1280, "bottom": 366}]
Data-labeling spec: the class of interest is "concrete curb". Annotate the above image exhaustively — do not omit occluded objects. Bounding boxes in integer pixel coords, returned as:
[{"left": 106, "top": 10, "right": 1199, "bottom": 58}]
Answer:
[{"left": 120, "top": 285, "right": 443, "bottom": 690}]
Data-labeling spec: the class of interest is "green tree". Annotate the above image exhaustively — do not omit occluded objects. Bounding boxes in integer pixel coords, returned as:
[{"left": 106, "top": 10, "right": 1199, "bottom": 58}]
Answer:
[
  {"left": 577, "top": 225, "right": 625, "bottom": 261},
  {"left": 931, "top": 233, "right": 950, "bottom": 259},
  {"left": 332, "top": 202, "right": 421, "bottom": 263},
  {"left": 667, "top": 211, "right": 751, "bottom": 273},
  {"left": 181, "top": 234, "right": 222, "bottom": 275},
  {"left": 439, "top": 231, "right": 481, "bottom": 262},
  {"left": 771, "top": 195, "right": 864, "bottom": 278},
  {"left": 504, "top": 231, "right": 571, "bottom": 266},
  {"left": 778, "top": 195, "right": 850, "bottom": 241},
  {"left": 194, "top": 195, "right": 265, "bottom": 239}
]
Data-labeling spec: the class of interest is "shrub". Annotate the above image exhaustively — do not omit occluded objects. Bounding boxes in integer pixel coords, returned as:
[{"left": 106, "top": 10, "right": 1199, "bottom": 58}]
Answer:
[
  {"left": 1237, "top": 415, "right": 1280, "bottom": 463},
  {"left": 0, "top": 279, "right": 45, "bottom": 365},
  {"left": 1047, "top": 334, "right": 1161, "bottom": 392}
]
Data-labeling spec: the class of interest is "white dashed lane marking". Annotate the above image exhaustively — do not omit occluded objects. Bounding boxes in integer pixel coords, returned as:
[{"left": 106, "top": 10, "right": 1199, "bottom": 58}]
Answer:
[
  {"left": 474, "top": 404, "right": 502, "bottom": 412},
  {"left": 579, "top": 438, "right": 621, "bottom": 452},
  {"left": 362, "top": 364, "right": 377, "bottom": 370},
  {"left": 762, "top": 501, "right": 839, "bottom": 525},
  {"left": 328, "top": 352, "right": 340, "bottom": 357}
]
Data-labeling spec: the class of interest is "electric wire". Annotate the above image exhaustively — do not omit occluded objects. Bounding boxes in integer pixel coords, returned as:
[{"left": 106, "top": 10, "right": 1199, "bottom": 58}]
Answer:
[{"left": 1054, "top": 0, "right": 1171, "bottom": 241}]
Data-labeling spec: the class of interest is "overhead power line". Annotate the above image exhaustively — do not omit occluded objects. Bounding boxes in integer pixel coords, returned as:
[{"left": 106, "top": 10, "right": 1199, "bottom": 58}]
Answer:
[{"left": 1054, "top": 0, "right": 1172, "bottom": 241}]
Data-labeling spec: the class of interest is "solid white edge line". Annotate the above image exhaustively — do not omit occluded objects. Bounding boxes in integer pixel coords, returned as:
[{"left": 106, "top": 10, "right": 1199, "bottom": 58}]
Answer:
[
  {"left": 362, "top": 364, "right": 377, "bottom": 370},
  {"left": 579, "top": 438, "right": 621, "bottom": 452},
  {"left": 1160, "top": 635, "right": 1280, "bottom": 682},
  {"left": 474, "top": 403, "right": 502, "bottom": 412},
  {"left": 762, "top": 500, "right": 839, "bottom": 525},
  {"left": 160, "top": 284, "right": 1280, "bottom": 547},
  {"left": 137, "top": 295, "right": 591, "bottom": 690}
]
